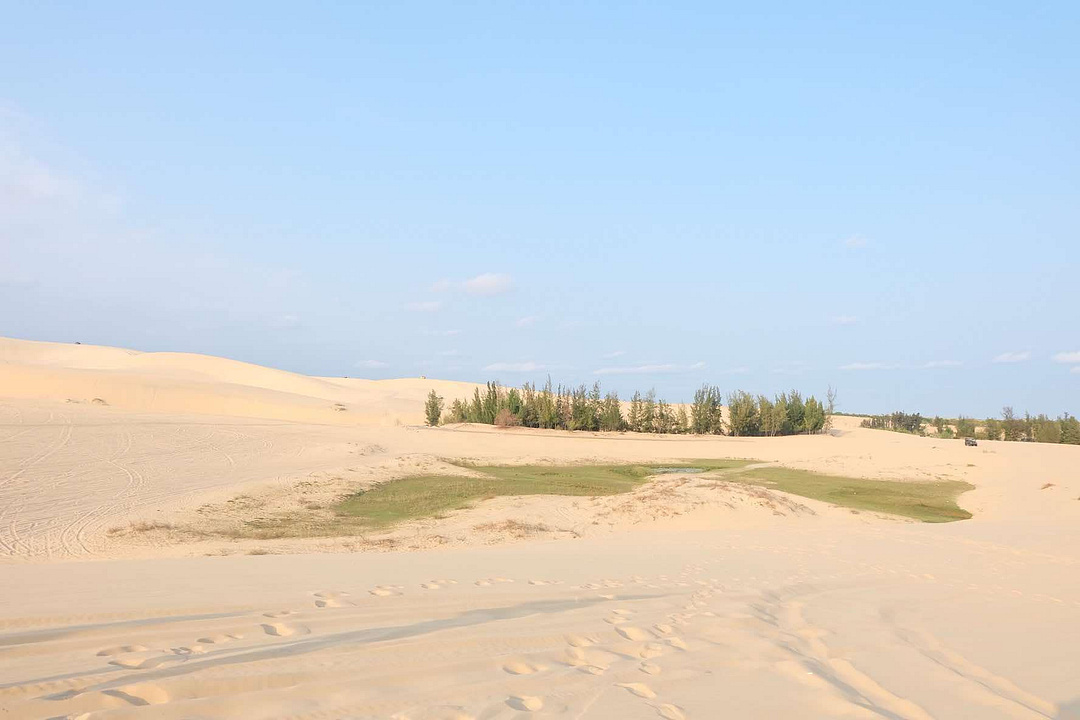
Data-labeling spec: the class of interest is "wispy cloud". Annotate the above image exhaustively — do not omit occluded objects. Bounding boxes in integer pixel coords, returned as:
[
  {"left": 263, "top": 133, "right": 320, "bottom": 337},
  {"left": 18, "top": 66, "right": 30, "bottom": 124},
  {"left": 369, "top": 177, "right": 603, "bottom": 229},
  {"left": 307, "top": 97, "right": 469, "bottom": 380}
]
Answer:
[
  {"left": 603, "top": 350, "right": 626, "bottom": 359},
  {"left": 839, "top": 362, "right": 899, "bottom": 371},
  {"left": 355, "top": 359, "right": 389, "bottom": 369},
  {"left": 992, "top": 351, "right": 1031, "bottom": 364},
  {"left": 515, "top": 315, "right": 538, "bottom": 328},
  {"left": 922, "top": 360, "right": 963, "bottom": 368},
  {"left": 771, "top": 361, "right": 807, "bottom": 375},
  {"left": 1051, "top": 351, "right": 1080, "bottom": 364},
  {"left": 593, "top": 361, "right": 705, "bottom": 376},
  {"left": 405, "top": 300, "right": 442, "bottom": 312},
  {"left": 843, "top": 235, "right": 868, "bottom": 249},
  {"left": 483, "top": 361, "right": 544, "bottom": 372},
  {"left": 463, "top": 273, "right": 512, "bottom": 296},
  {"left": 270, "top": 313, "right": 301, "bottom": 329},
  {"left": 831, "top": 315, "right": 858, "bottom": 326}
]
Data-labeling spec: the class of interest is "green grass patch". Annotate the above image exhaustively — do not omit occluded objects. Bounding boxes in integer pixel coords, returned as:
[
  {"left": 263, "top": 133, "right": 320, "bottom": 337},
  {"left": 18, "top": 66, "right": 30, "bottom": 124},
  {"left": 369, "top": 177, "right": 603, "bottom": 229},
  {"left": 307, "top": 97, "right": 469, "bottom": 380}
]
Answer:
[
  {"left": 335, "top": 459, "right": 751, "bottom": 528},
  {"left": 728, "top": 467, "right": 973, "bottom": 523}
]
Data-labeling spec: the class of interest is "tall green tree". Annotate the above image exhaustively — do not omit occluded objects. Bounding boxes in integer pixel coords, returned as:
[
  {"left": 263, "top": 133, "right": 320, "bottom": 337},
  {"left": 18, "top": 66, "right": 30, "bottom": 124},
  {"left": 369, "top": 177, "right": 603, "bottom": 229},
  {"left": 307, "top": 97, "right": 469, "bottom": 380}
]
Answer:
[
  {"left": 803, "top": 396, "right": 825, "bottom": 433},
  {"left": 691, "top": 384, "right": 723, "bottom": 434},
  {"left": 628, "top": 391, "right": 643, "bottom": 432},
  {"left": 599, "top": 392, "right": 624, "bottom": 431},
  {"left": 727, "top": 390, "right": 760, "bottom": 436},
  {"left": 424, "top": 390, "right": 444, "bottom": 426},
  {"left": 1061, "top": 413, "right": 1080, "bottom": 445}
]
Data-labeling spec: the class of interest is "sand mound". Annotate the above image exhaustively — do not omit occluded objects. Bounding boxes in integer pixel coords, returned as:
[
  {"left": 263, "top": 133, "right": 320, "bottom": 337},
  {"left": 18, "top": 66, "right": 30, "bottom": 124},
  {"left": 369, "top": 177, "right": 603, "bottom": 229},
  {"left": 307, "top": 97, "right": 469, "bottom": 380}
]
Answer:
[{"left": 0, "top": 336, "right": 478, "bottom": 426}]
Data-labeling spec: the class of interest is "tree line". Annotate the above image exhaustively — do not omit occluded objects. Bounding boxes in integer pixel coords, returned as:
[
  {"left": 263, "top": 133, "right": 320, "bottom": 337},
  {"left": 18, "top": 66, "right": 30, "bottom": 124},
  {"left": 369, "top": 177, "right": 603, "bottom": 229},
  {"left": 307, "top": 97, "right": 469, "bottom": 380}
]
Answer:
[
  {"left": 860, "top": 407, "right": 1080, "bottom": 445},
  {"left": 425, "top": 380, "right": 832, "bottom": 436}
]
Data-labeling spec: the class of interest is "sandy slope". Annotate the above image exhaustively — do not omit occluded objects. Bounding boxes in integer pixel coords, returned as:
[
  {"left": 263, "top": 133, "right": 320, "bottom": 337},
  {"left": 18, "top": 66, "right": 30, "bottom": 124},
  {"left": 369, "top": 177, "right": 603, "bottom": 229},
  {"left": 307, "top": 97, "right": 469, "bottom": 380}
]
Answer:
[{"left": 1, "top": 337, "right": 1078, "bottom": 719}]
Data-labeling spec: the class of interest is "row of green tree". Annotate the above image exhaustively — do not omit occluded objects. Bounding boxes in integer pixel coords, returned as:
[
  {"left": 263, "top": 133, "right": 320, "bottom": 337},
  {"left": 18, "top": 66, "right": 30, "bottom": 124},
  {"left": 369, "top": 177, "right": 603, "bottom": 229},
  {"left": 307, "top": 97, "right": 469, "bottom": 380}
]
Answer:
[
  {"left": 860, "top": 407, "right": 1080, "bottom": 444},
  {"left": 425, "top": 380, "right": 832, "bottom": 436},
  {"left": 859, "top": 412, "right": 926, "bottom": 434}
]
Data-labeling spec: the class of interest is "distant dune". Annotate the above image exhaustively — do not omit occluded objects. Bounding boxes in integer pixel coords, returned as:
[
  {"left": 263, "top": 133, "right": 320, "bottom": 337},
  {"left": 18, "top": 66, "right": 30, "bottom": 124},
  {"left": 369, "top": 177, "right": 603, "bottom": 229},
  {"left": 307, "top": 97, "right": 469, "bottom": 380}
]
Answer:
[{"left": 0, "top": 336, "right": 480, "bottom": 426}]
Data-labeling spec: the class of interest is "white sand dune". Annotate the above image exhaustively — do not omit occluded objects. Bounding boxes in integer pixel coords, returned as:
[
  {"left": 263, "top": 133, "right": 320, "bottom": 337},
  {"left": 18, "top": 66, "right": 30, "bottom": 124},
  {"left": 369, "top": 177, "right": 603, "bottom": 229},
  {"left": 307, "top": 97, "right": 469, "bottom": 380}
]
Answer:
[{"left": 1, "top": 337, "right": 1078, "bottom": 719}]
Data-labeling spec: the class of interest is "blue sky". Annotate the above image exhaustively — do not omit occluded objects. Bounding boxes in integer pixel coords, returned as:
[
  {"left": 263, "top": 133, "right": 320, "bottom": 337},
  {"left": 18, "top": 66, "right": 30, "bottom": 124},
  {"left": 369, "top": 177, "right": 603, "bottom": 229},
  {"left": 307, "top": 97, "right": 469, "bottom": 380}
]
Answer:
[{"left": 1, "top": 2, "right": 1078, "bottom": 418}]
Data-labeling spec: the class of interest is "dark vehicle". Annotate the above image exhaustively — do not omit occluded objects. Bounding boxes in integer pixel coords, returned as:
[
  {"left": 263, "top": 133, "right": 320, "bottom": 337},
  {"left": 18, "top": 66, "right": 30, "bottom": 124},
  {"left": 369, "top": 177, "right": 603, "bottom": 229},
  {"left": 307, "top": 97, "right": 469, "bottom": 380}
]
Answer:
[{"left": 965, "top": 438, "right": 978, "bottom": 447}]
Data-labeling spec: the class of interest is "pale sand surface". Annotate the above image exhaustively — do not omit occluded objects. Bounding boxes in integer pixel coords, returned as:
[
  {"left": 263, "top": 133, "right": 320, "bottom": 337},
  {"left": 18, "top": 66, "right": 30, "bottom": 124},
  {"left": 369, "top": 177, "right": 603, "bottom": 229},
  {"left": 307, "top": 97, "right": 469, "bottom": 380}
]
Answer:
[{"left": 1, "top": 337, "right": 1078, "bottom": 718}]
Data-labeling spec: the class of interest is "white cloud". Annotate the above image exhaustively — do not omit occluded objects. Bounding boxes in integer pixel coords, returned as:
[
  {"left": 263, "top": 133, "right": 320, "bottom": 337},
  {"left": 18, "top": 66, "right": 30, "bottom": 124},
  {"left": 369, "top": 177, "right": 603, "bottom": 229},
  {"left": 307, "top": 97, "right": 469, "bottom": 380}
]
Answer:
[
  {"left": 405, "top": 300, "right": 442, "bottom": 312},
  {"left": 771, "top": 360, "right": 808, "bottom": 375},
  {"left": 1051, "top": 351, "right": 1080, "bottom": 364},
  {"left": 832, "top": 315, "right": 858, "bottom": 325},
  {"left": 515, "top": 315, "right": 537, "bottom": 328},
  {"left": 463, "top": 273, "right": 512, "bottom": 296},
  {"left": 270, "top": 313, "right": 301, "bottom": 329},
  {"left": 922, "top": 360, "right": 963, "bottom": 368},
  {"left": 843, "top": 235, "right": 868, "bottom": 249},
  {"left": 603, "top": 350, "right": 626, "bottom": 359},
  {"left": 839, "top": 362, "right": 898, "bottom": 371},
  {"left": 992, "top": 351, "right": 1031, "bottom": 364},
  {"left": 355, "top": 359, "right": 389, "bottom": 369},
  {"left": 483, "top": 361, "right": 544, "bottom": 372},
  {"left": 593, "top": 361, "right": 705, "bottom": 376}
]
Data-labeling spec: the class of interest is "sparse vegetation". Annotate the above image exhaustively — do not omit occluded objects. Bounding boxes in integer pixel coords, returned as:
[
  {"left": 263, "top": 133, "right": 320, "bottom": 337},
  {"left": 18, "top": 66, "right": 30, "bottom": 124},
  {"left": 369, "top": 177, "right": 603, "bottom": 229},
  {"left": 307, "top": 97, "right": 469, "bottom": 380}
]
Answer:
[
  {"left": 861, "top": 406, "right": 1079, "bottom": 445},
  {"left": 182, "top": 458, "right": 973, "bottom": 542},
  {"left": 728, "top": 467, "right": 973, "bottom": 523},
  {"left": 438, "top": 379, "right": 831, "bottom": 436},
  {"left": 335, "top": 460, "right": 751, "bottom": 527}
]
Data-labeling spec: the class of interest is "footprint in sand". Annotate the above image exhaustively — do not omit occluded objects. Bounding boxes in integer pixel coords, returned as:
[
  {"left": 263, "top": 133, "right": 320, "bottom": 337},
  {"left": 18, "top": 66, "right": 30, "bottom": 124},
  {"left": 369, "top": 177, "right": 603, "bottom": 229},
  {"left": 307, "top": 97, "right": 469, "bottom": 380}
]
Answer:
[
  {"left": 640, "top": 662, "right": 662, "bottom": 675},
  {"left": 615, "top": 626, "right": 650, "bottom": 641},
  {"left": 653, "top": 624, "right": 674, "bottom": 636},
  {"left": 655, "top": 703, "right": 686, "bottom": 719},
  {"left": 640, "top": 643, "right": 665, "bottom": 659},
  {"left": 617, "top": 682, "right": 657, "bottom": 699},
  {"left": 196, "top": 633, "right": 234, "bottom": 644},
  {"left": 503, "top": 660, "right": 546, "bottom": 675},
  {"left": 370, "top": 585, "right": 403, "bottom": 597},
  {"left": 103, "top": 682, "right": 170, "bottom": 706},
  {"left": 666, "top": 637, "right": 689, "bottom": 650},
  {"left": 604, "top": 615, "right": 629, "bottom": 625},
  {"left": 97, "top": 645, "right": 149, "bottom": 656},
  {"left": 314, "top": 590, "right": 351, "bottom": 607},
  {"left": 404, "top": 709, "right": 474, "bottom": 720},
  {"left": 578, "top": 665, "right": 606, "bottom": 675},
  {"left": 172, "top": 645, "right": 207, "bottom": 655},
  {"left": 422, "top": 579, "right": 457, "bottom": 590},
  {"left": 261, "top": 622, "right": 305, "bottom": 637},
  {"left": 506, "top": 695, "right": 544, "bottom": 711},
  {"left": 566, "top": 633, "right": 596, "bottom": 648},
  {"left": 263, "top": 610, "right": 296, "bottom": 618}
]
